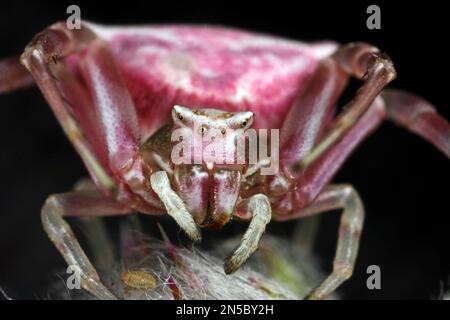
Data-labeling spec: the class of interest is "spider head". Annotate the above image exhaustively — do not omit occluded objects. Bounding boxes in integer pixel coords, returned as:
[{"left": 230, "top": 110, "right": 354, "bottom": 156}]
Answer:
[
  {"left": 171, "top": 105, "right": 253, "bottom": 170},
  {"left": 170, "top": 105, "right": 254, "bottom": 227}
]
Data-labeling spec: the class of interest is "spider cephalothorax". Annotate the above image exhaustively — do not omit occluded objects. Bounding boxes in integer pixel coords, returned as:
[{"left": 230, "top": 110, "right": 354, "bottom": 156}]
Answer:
[{"left": 1, "top": 21, "right": 448, "bottom": 300}]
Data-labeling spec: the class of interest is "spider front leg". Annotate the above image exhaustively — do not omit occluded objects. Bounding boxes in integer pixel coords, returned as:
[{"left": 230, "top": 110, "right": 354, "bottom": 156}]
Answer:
[
  {"left": 280, "top": 90, "right": 450, "bottom": 212},
  {"left": 275, "top": 43, "right": 450, "bottom": 300},
  {"left": 276, "top": 90, "right": 450, "bottom": 299},
  {"left": 281, "top": 184, "right": 364, "bottom": 300},
  {"left": 42, "top": 185, "right": 131, "bottom": 299},
  {"left": 273, "top": 99, "right": 385, "bottom": 300},
  {"left": 20, "top": 22, "right": 117, "bottom": 194},
  {"left": 280, "top": 42, "right": 392, "bottom": 174},
  {"left": 20, "top": 22, "right": 199, "bottom": 239}
]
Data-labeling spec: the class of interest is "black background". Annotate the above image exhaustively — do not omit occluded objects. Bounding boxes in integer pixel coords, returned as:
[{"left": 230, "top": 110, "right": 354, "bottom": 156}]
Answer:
[{"left": 0, "top": 0, "right": 449, "bottom": 300}]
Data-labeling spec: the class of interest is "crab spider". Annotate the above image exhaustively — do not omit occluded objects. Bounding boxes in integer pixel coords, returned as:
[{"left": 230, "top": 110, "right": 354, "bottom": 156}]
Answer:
[{"left": 1, "top": 22, "right": 449, "bottom": 300}]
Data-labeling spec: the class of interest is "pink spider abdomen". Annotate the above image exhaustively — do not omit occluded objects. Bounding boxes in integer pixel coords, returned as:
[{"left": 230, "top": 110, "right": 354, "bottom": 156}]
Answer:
[{"left": 90, "top": 23, "right": 337, "bottom": 138}]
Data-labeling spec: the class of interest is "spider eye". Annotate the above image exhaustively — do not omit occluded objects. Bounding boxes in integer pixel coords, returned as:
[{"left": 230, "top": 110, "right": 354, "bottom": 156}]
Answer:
[
  {"left": 241, "top": 120, "right": 247, "bottom": 127},
  {"left": 221, "top": 128, "right": 226, "bottom": 135},
  {"left": 177, "top": 113, "right": 183, "bottom": 121},
  {"left": 200, "top": 126, "right": 207, "bottom": 135}
]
